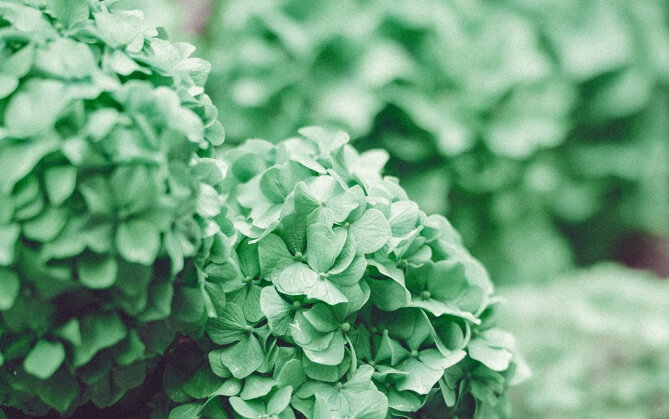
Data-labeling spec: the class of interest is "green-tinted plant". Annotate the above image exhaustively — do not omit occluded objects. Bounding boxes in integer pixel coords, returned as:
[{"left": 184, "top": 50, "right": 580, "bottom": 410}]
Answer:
[
  {"left": 159, "top": 128, "right": 526, "bottom": 418},
  {"left": 0, "top": 0, "right": 226, "bottom": 415},
  {"left": 197, "top": 0, "right": 669, "bottom": 284}
]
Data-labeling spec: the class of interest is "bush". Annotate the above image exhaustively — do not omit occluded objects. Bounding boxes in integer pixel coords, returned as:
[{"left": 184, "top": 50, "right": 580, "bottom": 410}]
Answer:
[
  {"left": 157, "top": 128, "right": 525, "bottom": 418},
  {"left": 0, "top": 1, "right": 225, "bottom": 414}
]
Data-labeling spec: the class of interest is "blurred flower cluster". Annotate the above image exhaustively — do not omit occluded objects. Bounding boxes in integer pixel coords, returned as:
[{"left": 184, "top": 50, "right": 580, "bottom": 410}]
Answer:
[
  {"left": 498, "top": 264, "right": 669, "bottom": 418},
  {"left": 192, "top": 0, "right": 669, "bottom": 284}
]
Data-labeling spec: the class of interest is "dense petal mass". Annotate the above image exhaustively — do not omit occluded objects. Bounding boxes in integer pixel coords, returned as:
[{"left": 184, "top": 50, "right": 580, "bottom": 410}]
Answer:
[{"left": 172, "top": 128, "right": 523, "bottom": 419}]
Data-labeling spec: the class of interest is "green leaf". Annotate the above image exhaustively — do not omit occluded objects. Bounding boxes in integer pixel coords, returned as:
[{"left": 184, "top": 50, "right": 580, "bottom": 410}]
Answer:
[
  {"left": 197, "top": 183, "right": 221, "bottom": 218},
  {"left": 350, "top": 209, "right": 391, "bottom": 254},
  {"left": 275, "top": 262, "right": 318, "bottom": 296},
  {"left": 182, "top": 365, "right": 221, "bottom": 399},
  {"left": 0, "top": 223, "right": 20, "bottom": 265},
  {"left": 110, "top": 165, "right": 157, "bottom": 214},
  {"left": 112, "top": 361, "right": 147, "bottom": 390},
  {"left": 387, "top": 388, "right": 423, "bottom": 413},
  {"left": 230, "top": 397, "right": 265, "bottom": 418},
  {"left": 299, "top": 126, "right": 349, "bottom": 157},
  {"left": 212, "top": 377, "right": 242, "bottom": 396},
  {"left": 307, "top": 224, "right": 345, "bottom": 273},
  {"left": 275, "top": 359, "right": 306, "bottom": 390},
  {"left": 116, "top": 218, "right": 161, "bottom": 265},
  {"left": 468, "top": 337, "right": 513, "bottom": 372},
  {"left": 0, "top": 74, "right": 18, "bottom": 100},
  {"left": 326, "top": 188, "right": 361, "bottom": 223},
  {"left": 37, "top": 368, "right": 79, "bottom": 413},
  {"left": 302, "top": 304, "right": 339, "bottom": 333},
  {"left": 313, "top": 395, "right": 334, "bottom": 419},
  {"left": 208, "top": 349, "right": 232, "bottom": 378},
  {"left": 0, "top": 136, "right": 60, "bottom": 195},
  {"left": 0, "top": 2, "right": 58, "bottom": 39},
  {"left": 93, "top": 11, "right": 145, "bottom": 50},
  {"left": 328, "top": 254, "right": 367, "bottom": 287},
  {"left": 374, "top": 331, "right": 409, "bottom": 366},
  {"left": 115, "top": 330, "right": 146, "bottom": 366},
  {"left": 48, "top": 0, "right": 90, "bottom": 28},
  {"left": 138, "top": 281, "right": 174, "bottom": 322},
  {"left": 79, "top": 176, "right": 114, "bottom": 215},
  {"left": 368, "top": 278, "right": 410, "bottom": 312},
  {"left": 207, "top": 303, "right": 248, "bottom": 345},
  {"left": 0, "top": 268, "right": 20, "bottom": 311},
  {"left": 228, "top": 286, "right": 262, "bottom": 324},
  {"left": 74, "top": 313, "right": 127, "bottom": 366},
  {"left": 35, "top": 38, "right": 97, "bottom": 79},
  {"left": 303, "top": 332, "right": 345, "bottom": 366},
  {"left": 291, "top": 312, "right": 334, "bottom": 352},
  {"left": 267, "top": 386, "right": 293, "bottom": 415},
  {"left": 304, "top": 279, "right": 349, "bottom": 306},
  {"left": 54, "top": 319, "right": 82, "bottom": 347},
  {"left": 23, "top": 340, "right": 66, "bottom": 380},
  {"left": 2, "top": 43, "right": 34, "bottom": 78},
  {"left": 85, "top": 108, "right": 120, "bottom": 141},
  {"left": 4, "top": 79, "right": 66, "bottom": 137},
  {"left": 421, "top": 348, "right": 466, "bottom": 371},
  {"left": 171, "top": 286, "right": 205, "bottom": 325},
  {"left": 169, "top": 403, "right": 203, "bottom": 419},
  {"left": 302, "top": 355, "right": 348, "bottom": 382},
  {"left": 240, "top": 375, "right": 274, "bottom": 400},
  {"left": 194, "top": 158, "right": 229, "bottom": 187},
  {"left": 22, "top": 207, "right": 68, "bottom": 242},
  {"left": 220, "top": 334, "right": 264, "bottom": 379},
  {"left": 258, "top": 234, "right": 294, "bottom": 278},
  {"left": 348, "top": 390, "right": 388, "bottom": 419},
  {"left": 396, "top": 357, "right": 445, "bottom": 395},
  {"left": 78, "top": 256, "right": 118, "bottom": 289},
  {"left": 389, "top": 201, "right": 420, "bottom": 237},
  {"left": 259, "top": 287, "right": 293, "bottom": 336}
]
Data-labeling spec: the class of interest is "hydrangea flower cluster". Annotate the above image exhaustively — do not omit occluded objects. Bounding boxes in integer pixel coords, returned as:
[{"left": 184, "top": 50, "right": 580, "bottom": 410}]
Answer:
[
  {"left": 0, "top": 1, "right": 225, "bottom": 414},
  {"left": 161, "top": 128, "right": 523, "bottom": 418}
]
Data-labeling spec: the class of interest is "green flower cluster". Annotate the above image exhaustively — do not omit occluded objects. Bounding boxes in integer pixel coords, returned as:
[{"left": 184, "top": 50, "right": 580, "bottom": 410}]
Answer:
[
  {"left": 199, "top": 0, "right": 669, "bottom": 283},
  {"left": 0, "top": 0, "right": 225, "bottom": 414},
  {"left": 160, "top": 128, "right": 524, "bottom": 418}
]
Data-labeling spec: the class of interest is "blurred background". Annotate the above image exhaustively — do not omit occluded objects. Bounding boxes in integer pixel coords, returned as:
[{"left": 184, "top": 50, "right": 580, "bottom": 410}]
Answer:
[{"left": 132, "top": 0, "right": 669, "bottom": 417}]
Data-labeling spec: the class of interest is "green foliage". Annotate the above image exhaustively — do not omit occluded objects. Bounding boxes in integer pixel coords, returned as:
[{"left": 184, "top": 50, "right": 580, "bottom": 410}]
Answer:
[
  {"left": 0, "top": 0, "right": 225, "bottom": 414},
  {"left": 499, "top": 264, "right": 669, "bottom": 418},
  {"left": 157, "top": 128, "right": 525, "bottom": 418},
  {"left": 198, "top": 0, "right": 669, "bottom": 283}
]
